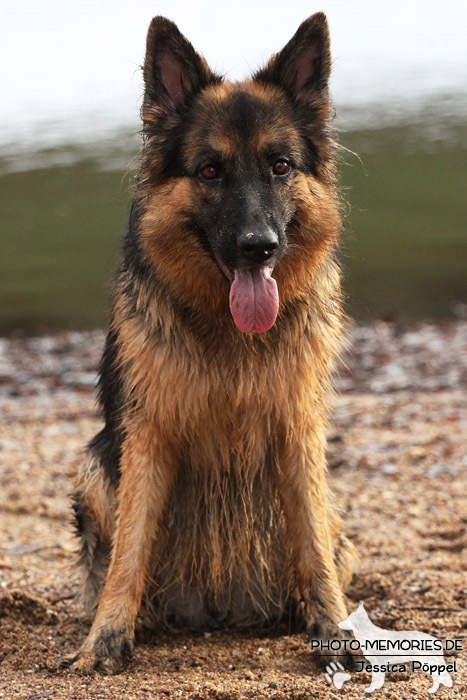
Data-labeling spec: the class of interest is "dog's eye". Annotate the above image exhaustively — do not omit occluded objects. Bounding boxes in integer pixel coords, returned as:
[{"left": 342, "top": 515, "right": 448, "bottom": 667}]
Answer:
[
  {"left": 199, "top": 164, "right": 220, "bottom": 181},
  {"left": 272, "top": 159, "right": 291, "bottom": 176}
]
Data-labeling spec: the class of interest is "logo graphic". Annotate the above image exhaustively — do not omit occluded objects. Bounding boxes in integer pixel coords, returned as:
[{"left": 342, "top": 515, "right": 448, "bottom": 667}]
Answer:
[
  {"left": 325, "top": 662, "right": 351, "bottom": 689},
  {"left": 336, "top": 603, "right": 454, "bottom": 694}
]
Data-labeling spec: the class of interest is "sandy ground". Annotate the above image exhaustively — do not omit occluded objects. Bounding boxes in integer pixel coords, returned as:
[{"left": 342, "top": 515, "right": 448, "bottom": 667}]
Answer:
[{"left": 0, "top": 321, "right": 466, "bottom": 699}]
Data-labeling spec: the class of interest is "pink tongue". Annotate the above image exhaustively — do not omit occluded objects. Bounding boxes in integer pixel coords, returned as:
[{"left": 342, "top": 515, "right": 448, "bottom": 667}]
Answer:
[{"left": 229, "top": 267, "right": 279, "bottom": 333}]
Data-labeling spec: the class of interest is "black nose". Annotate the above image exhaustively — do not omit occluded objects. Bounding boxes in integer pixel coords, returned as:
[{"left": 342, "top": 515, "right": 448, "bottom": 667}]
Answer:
[{"left": 237, "top": 230, "right": 279, "bottom": 265}]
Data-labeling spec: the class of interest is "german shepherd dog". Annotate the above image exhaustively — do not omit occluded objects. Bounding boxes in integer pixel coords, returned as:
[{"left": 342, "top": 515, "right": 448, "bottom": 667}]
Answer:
[{"left": 62, "top": 12, "right": 358, "bottom": 674}]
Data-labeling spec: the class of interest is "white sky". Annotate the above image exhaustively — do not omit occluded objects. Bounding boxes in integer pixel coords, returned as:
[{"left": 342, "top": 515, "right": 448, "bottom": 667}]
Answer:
[{"left": 1, "top": 0, "right": 466, "bottom": 146}]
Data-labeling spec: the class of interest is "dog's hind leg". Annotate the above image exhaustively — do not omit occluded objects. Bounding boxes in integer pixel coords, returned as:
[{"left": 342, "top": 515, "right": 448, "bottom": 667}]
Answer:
[
  {"left": 428, "top": 675, "right": 440, "bottom": 694},
  {"left": 72, "top": 434, "right": 117, "bottom": 615}
]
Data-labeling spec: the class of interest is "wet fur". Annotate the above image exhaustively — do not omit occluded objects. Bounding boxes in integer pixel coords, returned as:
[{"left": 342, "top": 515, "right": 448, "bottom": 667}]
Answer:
[{"left": 65, "top": 12, "right": 358, "bottom": 674}]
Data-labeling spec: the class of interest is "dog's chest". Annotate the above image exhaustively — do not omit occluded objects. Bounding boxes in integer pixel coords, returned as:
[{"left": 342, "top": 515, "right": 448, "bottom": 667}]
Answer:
[{"left": 145, "top": 339, "right": 292, "bottom": 438}]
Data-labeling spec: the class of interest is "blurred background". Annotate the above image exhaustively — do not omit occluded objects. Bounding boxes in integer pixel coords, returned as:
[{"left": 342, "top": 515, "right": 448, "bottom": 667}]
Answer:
[{"left": 1, "top": 0, "right": 466, "bottom": 334}]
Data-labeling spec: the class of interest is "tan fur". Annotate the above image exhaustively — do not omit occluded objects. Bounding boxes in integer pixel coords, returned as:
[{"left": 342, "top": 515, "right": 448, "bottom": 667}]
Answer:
[
  {"left": 70, "top": 255, "right": 357, "bottom": 664},
  {"left": 63, "top": 13, "right": 359, "bottom": 675},
  {"left": 75, "top": 454, "right": 116, "bottom": 544}
]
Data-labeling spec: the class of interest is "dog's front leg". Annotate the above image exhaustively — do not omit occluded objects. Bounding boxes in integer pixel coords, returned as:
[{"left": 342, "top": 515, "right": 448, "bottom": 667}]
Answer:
[
  {"left": 277, "top": 423, "right": 354, "bottom": 668},
  {"left": 62, "top": 419, "right": 177, "bottom": 675},
  {"left": 365, "top": 669, "right": 386, "bottom": 693}
]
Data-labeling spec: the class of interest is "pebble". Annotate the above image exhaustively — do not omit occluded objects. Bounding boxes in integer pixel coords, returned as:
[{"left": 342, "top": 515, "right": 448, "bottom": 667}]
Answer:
[
  {"left": 1, "top": 322, "right": 466, "bottom": 398},
  {"left": 425, "top": 463, "right": 458, "bottom": 478}
]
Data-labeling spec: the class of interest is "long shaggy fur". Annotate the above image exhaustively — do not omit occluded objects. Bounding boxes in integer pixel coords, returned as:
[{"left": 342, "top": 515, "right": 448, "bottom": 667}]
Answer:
[{"left": 64, "top": 12, "right": 359, "bottom": 675}]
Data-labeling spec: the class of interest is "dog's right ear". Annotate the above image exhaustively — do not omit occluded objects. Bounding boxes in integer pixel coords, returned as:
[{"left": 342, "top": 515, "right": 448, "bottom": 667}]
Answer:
[{"left": 143, "top": 17, "right": 220, "bottom": 115}]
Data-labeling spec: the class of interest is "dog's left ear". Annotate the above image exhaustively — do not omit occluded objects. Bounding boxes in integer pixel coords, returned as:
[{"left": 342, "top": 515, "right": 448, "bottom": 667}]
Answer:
[{"left": 254, "top": 13, "right": 331, "bottom": 106}]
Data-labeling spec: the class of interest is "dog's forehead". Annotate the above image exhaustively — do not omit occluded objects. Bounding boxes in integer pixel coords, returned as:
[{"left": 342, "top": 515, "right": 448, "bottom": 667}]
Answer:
[{"left": 184, "top": 81, "right": 300, "bottom": 162}]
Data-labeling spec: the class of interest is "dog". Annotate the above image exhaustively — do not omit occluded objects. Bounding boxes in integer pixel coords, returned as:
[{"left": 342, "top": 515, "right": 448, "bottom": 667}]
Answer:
[
  {"left": 62, "top": 12, "right": 358, "bottom": 674},
  {"left": 338, "top": 604, "right": 454, "bottom": 693}
]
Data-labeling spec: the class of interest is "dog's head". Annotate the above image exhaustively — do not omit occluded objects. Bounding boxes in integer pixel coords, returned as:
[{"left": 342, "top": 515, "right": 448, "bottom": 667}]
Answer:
[
  {"left": 338, "top": 603, "right": 371, "bottom": 633},
  {"left": 138, "top": 14, "right": 340, "bottom": 333}
]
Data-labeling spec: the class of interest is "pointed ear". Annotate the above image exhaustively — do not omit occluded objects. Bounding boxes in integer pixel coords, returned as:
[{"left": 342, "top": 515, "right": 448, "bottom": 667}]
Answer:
[
  {"left": 254, "top": 13, "right": 331, "bottom": 105},
  {"left": 143, "top": 16, "right": 220, "bottom": 114}
]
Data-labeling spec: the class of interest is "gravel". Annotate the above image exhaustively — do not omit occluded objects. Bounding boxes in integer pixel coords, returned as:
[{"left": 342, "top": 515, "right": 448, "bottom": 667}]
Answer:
[{"left": 1, "top": 321, "right": 466, "bottom": 698}]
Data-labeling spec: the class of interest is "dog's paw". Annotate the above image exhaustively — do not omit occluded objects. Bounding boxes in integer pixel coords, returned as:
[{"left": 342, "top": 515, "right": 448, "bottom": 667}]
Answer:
[
  {"left": 325, "top": 661, "right": 352, "bottom": 689},
  {"left": 309, "top": 619, "right": 359, "bottom": 670},
  {"left": 59, "top": 649, "right": 99, "bottom": 675},
  {"left": 60, "top": 629, "right": 133, "bottom": 675}
]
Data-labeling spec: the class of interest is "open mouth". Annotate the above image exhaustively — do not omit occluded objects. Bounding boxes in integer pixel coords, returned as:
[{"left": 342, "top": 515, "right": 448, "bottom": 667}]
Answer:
[{"left": 215, "top": 256, "right": 279, "bottom": 334}]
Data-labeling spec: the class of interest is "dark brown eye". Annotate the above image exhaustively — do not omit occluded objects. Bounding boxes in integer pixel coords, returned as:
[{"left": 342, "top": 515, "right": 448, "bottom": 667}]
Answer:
[
  {"left": 199, "top": 164, "right": 220, "bottom": 181},
  {"left": 272, "top": 159, "right": 290, "bottom": 176}
]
